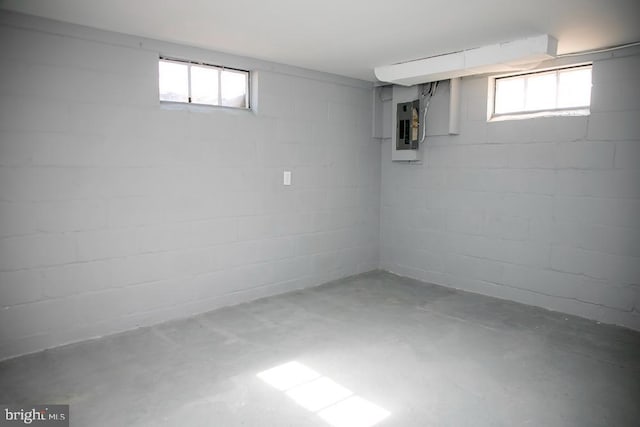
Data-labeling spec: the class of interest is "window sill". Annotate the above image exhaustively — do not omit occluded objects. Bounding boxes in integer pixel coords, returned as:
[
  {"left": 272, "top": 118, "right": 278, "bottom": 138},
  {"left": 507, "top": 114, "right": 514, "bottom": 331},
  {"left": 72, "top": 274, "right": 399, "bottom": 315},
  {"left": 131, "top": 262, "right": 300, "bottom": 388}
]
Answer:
[
  {"left": 160, "top": 101, "right": 252, "bottom": 114},
  {"left": 488, "top": 108, "right": 590, "bottom": 122}
]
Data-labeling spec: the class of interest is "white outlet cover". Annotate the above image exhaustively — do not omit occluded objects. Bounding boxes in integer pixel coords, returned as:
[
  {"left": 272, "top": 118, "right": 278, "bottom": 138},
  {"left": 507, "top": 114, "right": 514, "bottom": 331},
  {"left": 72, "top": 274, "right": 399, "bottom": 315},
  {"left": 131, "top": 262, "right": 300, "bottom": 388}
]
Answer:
[{"left": 283, "top": 170, "right": 292, "bottom": 186}]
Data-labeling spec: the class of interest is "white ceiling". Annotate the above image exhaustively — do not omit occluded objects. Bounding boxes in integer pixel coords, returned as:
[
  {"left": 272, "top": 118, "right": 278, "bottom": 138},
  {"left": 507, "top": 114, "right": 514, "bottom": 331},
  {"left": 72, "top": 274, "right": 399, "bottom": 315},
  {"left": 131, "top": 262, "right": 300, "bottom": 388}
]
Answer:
[{"left": 1, "top": 0, "right": 639, "bottom": 81}]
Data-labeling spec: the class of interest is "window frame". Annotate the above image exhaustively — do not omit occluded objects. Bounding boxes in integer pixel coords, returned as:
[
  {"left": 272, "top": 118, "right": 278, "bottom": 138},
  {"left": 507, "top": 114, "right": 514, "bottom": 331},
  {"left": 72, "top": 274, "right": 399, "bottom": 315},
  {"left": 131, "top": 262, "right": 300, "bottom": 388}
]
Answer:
[
  {"left": 488, "top": 63, "right": 592, "bottom": 121},
  {"left": 158, "top": 56, "right": 250, "bottom": 110}
]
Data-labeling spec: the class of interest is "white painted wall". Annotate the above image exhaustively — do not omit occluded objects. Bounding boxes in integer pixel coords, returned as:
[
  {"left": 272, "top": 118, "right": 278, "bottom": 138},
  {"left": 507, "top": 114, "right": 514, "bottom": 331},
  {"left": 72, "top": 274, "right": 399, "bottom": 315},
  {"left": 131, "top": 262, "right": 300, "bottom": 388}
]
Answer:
[
  {"left": 381, "top": 49, "right": 640, "bottom": 330},
  {"left": 0, "top": 12, "right": 380, "bottom": 360}
]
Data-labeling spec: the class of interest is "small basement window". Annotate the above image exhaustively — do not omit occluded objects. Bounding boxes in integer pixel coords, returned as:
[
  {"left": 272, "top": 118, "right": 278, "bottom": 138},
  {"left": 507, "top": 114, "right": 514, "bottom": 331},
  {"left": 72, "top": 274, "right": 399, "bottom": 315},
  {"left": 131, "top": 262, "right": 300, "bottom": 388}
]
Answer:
[
  {"left": 491, "top": 64, "right": 592, "bottom": 120},
  {"left": 159, "top": 57, "right": 249, "bottom": 109}
]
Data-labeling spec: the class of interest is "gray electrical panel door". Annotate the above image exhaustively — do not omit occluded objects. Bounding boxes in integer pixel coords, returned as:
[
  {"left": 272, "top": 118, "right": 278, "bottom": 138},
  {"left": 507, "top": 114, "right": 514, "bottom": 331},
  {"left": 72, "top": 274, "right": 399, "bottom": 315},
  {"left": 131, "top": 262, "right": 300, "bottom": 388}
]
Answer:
[{"left": 396, "top": 100, "right": 420, "bottom": 150}]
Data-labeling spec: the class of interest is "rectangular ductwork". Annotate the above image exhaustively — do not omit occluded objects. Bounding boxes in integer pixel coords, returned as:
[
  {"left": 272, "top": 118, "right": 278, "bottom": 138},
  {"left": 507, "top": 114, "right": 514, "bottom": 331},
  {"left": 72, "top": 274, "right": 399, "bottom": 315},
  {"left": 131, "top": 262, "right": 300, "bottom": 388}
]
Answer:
[{"left": 375, "top": 35, "right": 557, "bottom": 86}]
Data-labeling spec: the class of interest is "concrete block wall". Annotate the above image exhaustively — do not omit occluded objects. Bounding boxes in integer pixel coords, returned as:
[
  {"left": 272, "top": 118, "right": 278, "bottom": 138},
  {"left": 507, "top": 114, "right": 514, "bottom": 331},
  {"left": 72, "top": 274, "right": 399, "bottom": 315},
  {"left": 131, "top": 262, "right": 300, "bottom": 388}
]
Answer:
[
  {"left": 0, "top": 12, "right": 379, "bottom": 360},
  {"left": 381, "top": 49, "right": 640, "bottom": 330}
]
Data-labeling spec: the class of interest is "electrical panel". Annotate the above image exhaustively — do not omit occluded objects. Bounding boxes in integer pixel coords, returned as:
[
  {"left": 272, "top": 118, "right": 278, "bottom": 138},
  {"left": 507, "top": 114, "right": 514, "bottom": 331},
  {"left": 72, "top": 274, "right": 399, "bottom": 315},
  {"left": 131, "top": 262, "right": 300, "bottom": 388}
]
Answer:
[
  {"left": 390, "top": 80, "right": 453, "bottom": 162},
  {"left": 392, "top": 85, "right": 421, "bottom": 161},
  {"left": 396, "top": 100, "right": 420, "bottom": 150}
]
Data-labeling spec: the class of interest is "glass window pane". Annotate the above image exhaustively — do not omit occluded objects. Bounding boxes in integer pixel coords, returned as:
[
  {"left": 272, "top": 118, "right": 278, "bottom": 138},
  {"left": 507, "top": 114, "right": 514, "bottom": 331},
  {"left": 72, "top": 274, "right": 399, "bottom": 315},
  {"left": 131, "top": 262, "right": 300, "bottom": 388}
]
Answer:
[
  {"left": 525, "top": 72, "right": 557, "bottom": 111},
  {"left": 495, "top": 77, "right": 525, "bottom": 114},
  {"left": 558, "top": 67, "right": 592, "bottom": 108},
  {"left": 191, "top": 65, "right": 219, "bottom": 105},
  {"left": 221, "top": 70, "right": 248, "bottom": 108},
  {"left": 159, "top": 61, "right": 188, "bottom": 102}
]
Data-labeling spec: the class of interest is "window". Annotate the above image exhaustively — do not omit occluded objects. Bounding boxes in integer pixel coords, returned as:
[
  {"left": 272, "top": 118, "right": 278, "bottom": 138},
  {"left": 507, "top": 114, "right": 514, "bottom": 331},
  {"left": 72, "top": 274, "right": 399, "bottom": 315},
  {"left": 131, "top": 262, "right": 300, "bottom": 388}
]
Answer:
[
  {"left": 158, "top": 57, "right": 249, "bottom": 109},
  {"left": 491, "top": 64, "right": 591, "bottom": 119}
]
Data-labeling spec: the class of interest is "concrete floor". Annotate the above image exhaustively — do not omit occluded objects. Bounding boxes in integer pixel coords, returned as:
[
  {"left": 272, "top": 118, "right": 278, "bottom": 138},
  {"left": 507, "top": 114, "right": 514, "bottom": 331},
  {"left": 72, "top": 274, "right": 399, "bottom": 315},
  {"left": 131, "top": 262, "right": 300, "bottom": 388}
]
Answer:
[{"left": 1, "top": 271, "right": 639, "bottom": 426}]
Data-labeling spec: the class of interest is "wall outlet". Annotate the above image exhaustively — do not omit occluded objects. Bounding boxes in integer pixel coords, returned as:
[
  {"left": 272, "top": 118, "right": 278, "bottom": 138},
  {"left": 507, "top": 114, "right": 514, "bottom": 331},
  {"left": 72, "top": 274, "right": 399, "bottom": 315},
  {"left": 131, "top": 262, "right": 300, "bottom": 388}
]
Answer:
[{"left": 283, "top": 170, "right": 292, "bottom": 186}]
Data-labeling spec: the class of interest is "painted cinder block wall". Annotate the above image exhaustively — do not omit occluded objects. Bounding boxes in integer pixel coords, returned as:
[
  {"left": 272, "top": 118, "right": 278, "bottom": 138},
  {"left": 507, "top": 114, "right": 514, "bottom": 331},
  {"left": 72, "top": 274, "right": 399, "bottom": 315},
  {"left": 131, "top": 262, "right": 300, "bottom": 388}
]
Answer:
[
  {"left": 380, "top": 49, "right": 640, "bottom": 330},
  {"left": 1, "top": 11, "right": 639, "bottom": 362},
  {"left": 0, "top": 12, "right": 380, "bottom": 360}
]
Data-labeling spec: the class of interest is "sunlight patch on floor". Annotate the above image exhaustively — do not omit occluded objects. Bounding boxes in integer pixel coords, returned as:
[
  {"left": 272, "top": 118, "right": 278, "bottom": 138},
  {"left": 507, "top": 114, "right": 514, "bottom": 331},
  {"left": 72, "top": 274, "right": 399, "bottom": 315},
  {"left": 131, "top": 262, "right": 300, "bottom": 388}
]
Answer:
[{"left": 257, "top": 361, "right": 390, "bottom": 427}]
